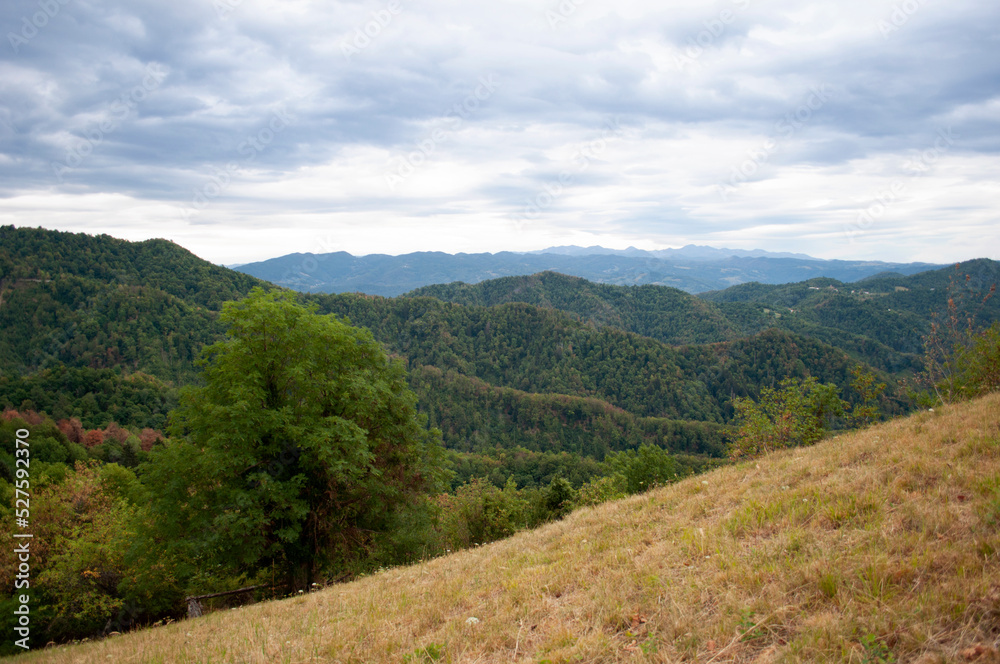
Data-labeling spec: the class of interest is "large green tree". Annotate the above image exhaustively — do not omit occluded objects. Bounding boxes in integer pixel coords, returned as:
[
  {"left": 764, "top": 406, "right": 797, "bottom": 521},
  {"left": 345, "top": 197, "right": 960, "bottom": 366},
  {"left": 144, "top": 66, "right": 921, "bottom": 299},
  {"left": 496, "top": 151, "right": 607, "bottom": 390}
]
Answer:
[{"left": 140, "top": 289, "right": 445, "bottom": 591}]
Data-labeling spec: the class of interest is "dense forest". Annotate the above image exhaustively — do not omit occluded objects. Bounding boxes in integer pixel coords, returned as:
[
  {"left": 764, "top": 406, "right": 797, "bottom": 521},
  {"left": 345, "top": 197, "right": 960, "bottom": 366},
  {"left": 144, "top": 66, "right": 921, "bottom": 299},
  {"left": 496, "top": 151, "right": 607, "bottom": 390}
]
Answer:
[{"left": 2, "top": 226, "right": 997, "bottom": 650}]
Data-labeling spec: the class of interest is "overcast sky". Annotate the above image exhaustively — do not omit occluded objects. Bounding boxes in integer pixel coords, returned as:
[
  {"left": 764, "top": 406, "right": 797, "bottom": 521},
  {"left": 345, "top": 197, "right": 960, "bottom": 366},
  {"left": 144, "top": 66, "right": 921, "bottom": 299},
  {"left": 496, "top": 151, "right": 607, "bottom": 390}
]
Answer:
[{"left": 1, "top": 0, "right": 998, "bottom": 265}]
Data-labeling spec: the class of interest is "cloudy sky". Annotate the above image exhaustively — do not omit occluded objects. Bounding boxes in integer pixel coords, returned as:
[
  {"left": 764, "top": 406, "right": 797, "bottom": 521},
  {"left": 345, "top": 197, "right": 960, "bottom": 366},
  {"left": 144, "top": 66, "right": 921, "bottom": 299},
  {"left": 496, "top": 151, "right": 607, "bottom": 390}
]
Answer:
[{"left": 1, "top": 0, "right": 998, "bottom": 265}]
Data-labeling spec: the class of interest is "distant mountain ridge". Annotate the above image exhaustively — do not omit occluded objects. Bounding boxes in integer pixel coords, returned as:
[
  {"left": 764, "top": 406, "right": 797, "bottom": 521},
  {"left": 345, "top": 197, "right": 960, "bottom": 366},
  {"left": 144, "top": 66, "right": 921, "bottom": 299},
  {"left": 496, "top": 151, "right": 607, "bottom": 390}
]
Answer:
[
  {"left": 235, "top": 246, "right": 942, "bottom": 297},
  {"left": 528, "top": 244, "right": 819, "bottom": 261}
]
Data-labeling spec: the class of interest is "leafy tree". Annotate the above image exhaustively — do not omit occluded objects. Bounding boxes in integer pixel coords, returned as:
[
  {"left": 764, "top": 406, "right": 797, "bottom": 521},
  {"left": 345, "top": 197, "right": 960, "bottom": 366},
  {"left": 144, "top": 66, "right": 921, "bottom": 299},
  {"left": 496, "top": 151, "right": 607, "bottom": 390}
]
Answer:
[
  {"left": 935, "top": 321, "right": 1000, "bottom": 401},
  {"left": 727, "top": 377, "right": 848, "bottom": 460},
  {"left": 140, "top": 289, "right": 446, "bottom": 591},
  {"left": 849, "top": 364, "right": 886, "bottom": 427},
  {"left": 918, "top": 268, "right": 997, "bottom": 404},
  {"left": 543, "top": 476, "right": 577, "bottom": 518},
  {"left": 35, "top": 464, "right": 141, "bottom": 641}
]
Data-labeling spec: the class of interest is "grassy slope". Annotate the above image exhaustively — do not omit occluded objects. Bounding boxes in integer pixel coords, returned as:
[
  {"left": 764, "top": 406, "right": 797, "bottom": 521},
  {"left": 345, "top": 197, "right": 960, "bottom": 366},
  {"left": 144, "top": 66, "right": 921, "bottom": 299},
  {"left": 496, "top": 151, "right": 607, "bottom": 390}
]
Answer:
[{"left": 22, "top": 395, "right": 1000, "bottom": 663}]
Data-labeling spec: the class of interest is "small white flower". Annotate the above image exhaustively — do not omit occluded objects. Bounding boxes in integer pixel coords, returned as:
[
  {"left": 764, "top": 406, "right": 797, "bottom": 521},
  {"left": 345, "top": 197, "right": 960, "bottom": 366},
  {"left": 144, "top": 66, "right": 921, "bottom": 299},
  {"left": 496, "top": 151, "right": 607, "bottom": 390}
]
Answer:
[{"left": 465, "top": 616, "right": 480, "bottom": 625}]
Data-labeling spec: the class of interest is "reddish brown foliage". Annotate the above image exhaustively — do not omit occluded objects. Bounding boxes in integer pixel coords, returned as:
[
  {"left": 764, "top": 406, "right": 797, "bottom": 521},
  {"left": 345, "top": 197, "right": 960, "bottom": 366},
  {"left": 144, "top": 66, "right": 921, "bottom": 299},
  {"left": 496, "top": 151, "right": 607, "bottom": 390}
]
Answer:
[
  {"left": 139, "top": 428, "right": 164, "bottom": 452},
  {"left": 2, "top": 408, "right": 46, "bottom": 426},
  {"left": 57, "top": 417, "right": 85, "bottom": 443},
  {"left": 82, "top": 429, "right": 105, "bottom": 448},
  {"left": 103, "top": 422, "right": 131, "bottom": 444}
]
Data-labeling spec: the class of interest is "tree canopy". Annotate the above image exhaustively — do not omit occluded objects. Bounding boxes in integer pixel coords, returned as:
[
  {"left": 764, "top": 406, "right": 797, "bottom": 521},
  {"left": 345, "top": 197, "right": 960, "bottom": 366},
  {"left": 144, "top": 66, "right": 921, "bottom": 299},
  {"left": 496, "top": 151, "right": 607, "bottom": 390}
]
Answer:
[{"left": 141, "top": 289, "right": 445, "bottom": 590}]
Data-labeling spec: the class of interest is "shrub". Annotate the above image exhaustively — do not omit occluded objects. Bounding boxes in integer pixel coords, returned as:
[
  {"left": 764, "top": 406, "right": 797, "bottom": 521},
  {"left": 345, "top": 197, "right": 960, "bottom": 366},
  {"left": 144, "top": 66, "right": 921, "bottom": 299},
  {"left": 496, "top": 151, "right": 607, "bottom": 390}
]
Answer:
[{"left": 727, "top": 377, "right": 847, "bottom": 460}]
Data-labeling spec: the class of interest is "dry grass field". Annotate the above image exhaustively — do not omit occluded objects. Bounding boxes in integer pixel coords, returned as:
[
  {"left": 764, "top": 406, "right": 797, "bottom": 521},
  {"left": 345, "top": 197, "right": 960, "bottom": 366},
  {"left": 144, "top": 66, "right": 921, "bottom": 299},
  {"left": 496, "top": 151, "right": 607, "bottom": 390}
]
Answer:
[{"left": 14, "top": 394, "right": 1000, "bottom": 663}]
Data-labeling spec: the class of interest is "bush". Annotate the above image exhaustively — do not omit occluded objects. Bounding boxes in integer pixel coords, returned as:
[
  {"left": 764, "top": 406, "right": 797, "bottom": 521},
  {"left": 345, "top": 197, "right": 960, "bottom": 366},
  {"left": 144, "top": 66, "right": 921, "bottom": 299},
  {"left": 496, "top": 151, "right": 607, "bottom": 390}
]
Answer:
[
  {"left": 576, "top": 474, "right": 627, "bottom": 506},
  {"left": 605, "top": 444, "right": 684, "bottom": 494},
  {"left": 727, "top": 377, "right": 847, "bottom": 460},
  {"left": 437, "top": 478, "right": 529, "bottom": 550},
  {"left": 942, "top": 322, "right": 1000, "bottom": 401}
]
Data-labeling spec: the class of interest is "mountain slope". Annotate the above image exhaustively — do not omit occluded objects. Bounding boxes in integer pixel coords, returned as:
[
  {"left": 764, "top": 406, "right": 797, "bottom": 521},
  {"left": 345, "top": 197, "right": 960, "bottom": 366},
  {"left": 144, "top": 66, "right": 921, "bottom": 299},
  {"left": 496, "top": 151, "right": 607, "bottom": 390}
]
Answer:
[
  {"left": 698, "top": 260, "right": 1000, "bottom": 374},
  {"left": 0, "top": 225, "right": 270, "bottom": 381},
  {"left": 310, "top": 293, "right": 893, "bottom": 424},
  {"left": 3, "top": 228, "right": 893, "bottom": 460},
  {"left": 31, "top": 393, "right": 1000, "bottom": 663},
  {"left": 407, "top": 271, "right": 740, "bottom": 345},
  {"left": 0, "top": 225, "right": 266, "bottom": 309}
]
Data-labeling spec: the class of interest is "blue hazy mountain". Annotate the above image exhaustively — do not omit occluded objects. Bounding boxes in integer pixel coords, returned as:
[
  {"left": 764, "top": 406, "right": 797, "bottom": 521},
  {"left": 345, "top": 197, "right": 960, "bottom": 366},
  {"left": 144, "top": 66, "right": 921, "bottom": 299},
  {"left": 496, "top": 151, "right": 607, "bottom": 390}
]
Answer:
[{"left": 234, "top": 246, "right": 941, "bottom": 297}]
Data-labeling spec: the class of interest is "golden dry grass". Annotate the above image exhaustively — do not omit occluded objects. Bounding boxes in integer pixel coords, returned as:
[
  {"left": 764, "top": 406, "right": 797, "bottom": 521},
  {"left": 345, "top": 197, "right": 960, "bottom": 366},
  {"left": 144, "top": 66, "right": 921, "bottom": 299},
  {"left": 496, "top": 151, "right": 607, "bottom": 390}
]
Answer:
[{"left": 15, "top": 394, "right": 1000, "bottom": 663}]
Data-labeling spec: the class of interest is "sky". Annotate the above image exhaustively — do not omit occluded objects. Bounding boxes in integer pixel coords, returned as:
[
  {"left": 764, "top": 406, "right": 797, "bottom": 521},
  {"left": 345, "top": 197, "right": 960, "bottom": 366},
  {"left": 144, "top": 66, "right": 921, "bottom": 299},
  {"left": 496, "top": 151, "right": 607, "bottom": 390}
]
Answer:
[{"left": 1, "top": 0, "right": 998, "bottom": 266}]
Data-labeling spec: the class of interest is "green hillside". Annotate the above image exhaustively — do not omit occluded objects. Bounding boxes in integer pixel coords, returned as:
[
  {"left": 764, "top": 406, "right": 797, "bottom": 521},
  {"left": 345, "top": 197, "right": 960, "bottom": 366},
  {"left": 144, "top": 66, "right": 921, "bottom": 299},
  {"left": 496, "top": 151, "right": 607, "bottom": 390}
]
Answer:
[
  {"left": 309, "top": 293, "right": 896, "bottom": 424},
  {"left": 701, "top": 260, "right": 1000, "bottom": 356},
  {"left": 1, "top": 227, "right": 913, "bottom": 447},
  {"left": 407, "top": 271, "right": 740, "bottom": 345},
  {"left": 409, "top": 261, "right": 1000, "bottom": 380}
]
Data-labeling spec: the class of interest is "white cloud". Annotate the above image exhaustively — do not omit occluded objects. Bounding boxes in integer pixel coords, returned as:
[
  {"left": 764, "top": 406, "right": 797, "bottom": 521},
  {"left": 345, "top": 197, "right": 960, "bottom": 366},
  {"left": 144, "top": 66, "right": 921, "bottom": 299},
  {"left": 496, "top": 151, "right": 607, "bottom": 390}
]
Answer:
[{"left": 0, "top": 0, "right": 997, "bottom": 264}]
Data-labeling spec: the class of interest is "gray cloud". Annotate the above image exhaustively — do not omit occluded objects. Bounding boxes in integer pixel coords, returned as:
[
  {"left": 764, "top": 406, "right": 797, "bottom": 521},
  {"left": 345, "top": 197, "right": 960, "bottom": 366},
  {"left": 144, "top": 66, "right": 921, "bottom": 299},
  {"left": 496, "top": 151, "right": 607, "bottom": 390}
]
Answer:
[{"left": 0, "top": 0, "right": 997, "bottom": 263}]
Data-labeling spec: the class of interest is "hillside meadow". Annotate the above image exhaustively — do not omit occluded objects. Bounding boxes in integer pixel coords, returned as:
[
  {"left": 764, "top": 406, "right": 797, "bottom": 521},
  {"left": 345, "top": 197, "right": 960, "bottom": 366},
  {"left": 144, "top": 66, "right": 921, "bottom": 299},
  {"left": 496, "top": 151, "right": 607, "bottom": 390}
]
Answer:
[{"left": 11, "top": 394, "right": 1000, "bottom": 663}]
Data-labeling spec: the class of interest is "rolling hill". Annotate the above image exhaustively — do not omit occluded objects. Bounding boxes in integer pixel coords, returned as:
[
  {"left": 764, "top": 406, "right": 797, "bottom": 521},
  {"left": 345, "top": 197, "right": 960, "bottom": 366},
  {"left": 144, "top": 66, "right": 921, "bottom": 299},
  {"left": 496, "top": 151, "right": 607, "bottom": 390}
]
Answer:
[
  {"left": 0, "top": 228, "right": 882, "bottom": 482},
  {"left": 0, "top": 227, "right": 967, "bottom": 470},
  {"left": 22, "top": 392, "right": 1000, "bottom": 663},
  {"left": 412, "top": 261, "right": 1000, "bottom": 377},
  {"left": 407, "top": 271, "right": 741, "bottom": 345}
]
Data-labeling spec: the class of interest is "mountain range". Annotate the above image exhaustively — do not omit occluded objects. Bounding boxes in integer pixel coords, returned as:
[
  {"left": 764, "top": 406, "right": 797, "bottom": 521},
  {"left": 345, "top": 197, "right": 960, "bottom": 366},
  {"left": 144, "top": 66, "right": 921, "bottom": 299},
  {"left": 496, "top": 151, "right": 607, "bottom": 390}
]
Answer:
[
  {"left": 6, "top": 226, "right": 999, "bottom": 483},
  {"left": 233, "top": 245, "right": 942, "bottom": 297}
]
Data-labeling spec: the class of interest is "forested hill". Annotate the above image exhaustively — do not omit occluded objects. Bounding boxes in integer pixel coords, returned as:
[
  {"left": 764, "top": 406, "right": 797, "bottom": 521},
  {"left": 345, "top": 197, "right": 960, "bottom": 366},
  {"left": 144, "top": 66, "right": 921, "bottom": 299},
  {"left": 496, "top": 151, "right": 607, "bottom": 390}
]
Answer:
[
  {"left": 699, "top": 260, "right": 1000, "bottom": 372},
  {"left": 411, "top": 261, "right": 1000, "bottom": 376},
  {"left": 406, "top": 271, "right": 740, "bottom": 345},
  {"left": 0, "top": 225, "right": 266, "bottom": 308},
  {"left": 0, "top": 226, "right": 934, "bottom": 474},
  {"left": 306, "top": 293, "right": 883, "bottom": 424},
  {"left": 700, "top": 258, "right": 1000, "bottom": 312},
  {"left": 0, "top": 226, "right": 268, "bottom": 385}
]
